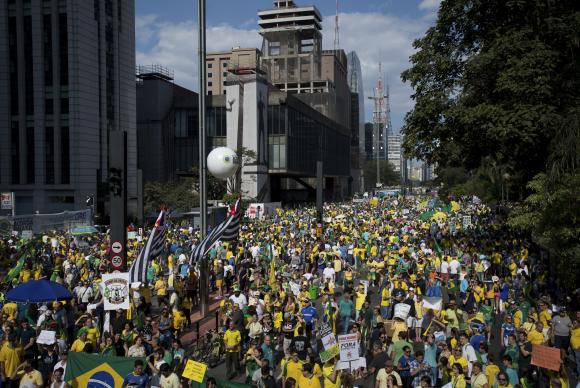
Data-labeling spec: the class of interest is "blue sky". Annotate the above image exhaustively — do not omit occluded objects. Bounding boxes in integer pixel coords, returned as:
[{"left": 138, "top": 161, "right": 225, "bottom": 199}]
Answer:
[{"left": 135, "top": 0, "right": 441, "bottom": 132}]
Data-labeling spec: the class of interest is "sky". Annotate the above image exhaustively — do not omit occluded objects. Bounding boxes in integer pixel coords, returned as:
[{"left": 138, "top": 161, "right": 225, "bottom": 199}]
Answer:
[{"left": 135, "top": 0, "right": 442, "bottom": 133}]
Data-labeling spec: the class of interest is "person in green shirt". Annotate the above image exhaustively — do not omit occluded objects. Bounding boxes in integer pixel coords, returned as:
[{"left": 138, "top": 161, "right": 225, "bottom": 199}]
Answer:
[
  {"left": 338, "top": 293, "right": 354, "bottom": 334},
  {"left": 390, "top": 331, "right": 413, "bottom": 364}
]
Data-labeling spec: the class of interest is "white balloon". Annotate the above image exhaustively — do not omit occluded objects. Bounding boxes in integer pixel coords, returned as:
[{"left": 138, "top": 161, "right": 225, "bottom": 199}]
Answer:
[{"left": 207, "top": 147, "right": 238, "bottom": 179}]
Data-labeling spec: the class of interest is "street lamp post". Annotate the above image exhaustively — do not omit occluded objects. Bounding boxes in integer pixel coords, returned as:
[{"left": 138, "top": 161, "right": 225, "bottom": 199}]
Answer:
[{"left": 197, "top": 0, "right": 209, "bottom": 317}]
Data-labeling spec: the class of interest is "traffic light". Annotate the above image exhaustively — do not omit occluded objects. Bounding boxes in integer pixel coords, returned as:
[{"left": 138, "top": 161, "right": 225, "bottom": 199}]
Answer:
[{"left": 108, "top": 168, "right": 122, "bottom": 196}]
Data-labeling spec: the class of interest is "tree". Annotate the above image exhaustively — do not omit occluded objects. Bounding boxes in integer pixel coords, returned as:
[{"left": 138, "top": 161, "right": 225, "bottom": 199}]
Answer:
[
  {"left": 401, "top": 0, "right": 579, "bottom": 199},
  {"left": 509, "top": 111, "right": 580, "bottom": 287},
  {"left": 144, "top": 178, "right": 199, "bottom": 213},
  {"left": 363, "top": 160, "right": 400, "bottom": 190}
]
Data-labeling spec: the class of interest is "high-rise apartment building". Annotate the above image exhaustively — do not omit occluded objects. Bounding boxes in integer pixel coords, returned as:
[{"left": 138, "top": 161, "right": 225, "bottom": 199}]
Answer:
[
  {"left": 0, "top": 0, "right": 137, "bottom": 217},
  {"left": 387, "top": 134, "right": 402, "bottom": 173}
]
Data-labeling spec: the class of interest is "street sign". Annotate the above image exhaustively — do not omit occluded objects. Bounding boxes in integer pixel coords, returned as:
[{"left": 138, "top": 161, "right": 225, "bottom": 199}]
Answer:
[
  {"left": 111, "top": 241, "right": 123, "bottom": 254},
  {"left": 111, "top": 255, "right": 123, "bottom": 269},
  {"left": 1, "top": 193, "right": 13, "bottom": 210}
]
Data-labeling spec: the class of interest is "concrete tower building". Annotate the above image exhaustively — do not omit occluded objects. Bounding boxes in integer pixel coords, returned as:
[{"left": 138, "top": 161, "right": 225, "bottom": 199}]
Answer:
[
  {"left": 0, "top": 0, "right": 137, "bottom": 217},
  {"left": 258, "top": 0, "right": 350, "bottom": 129}
]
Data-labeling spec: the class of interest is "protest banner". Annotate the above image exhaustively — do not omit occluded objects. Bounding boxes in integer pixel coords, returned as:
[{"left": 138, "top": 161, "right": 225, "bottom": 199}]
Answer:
[
  {"left": 422, "top": 297, "right": 443, "bottom": 311},
  {"left": 319, "top": 322, "right": 337, "bottom": 350},
  {"left": 102, "top": 273, "right": 130, "bottom": 310},
  {"left": 37, "top": 330, "right": 56, "bottom": 345},
  {"left": 183, "top": 360, "right": 208, "bottom": 383},
  {"left": 531, "top": 345, "right": 561, "bottom": 371},
  {"left": 393, "top": 303, "right": 411, "bottom": 320},
  {"left": 320, "top": 344, "right": 339, "bottom": 363},
  {"left": 338, "top": 333, "right": 359, "bottom": 361}
]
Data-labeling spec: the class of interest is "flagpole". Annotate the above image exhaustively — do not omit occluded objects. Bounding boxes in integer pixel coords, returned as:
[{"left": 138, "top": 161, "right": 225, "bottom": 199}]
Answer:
[{"left": 197, "top": 0, "right": 210, "bottom": 317}]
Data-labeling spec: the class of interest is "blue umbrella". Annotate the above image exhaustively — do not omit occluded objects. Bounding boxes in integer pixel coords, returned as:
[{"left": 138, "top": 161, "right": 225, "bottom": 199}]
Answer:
[{"left": 6, "top": 279, "right": 73, "bottom": 303}]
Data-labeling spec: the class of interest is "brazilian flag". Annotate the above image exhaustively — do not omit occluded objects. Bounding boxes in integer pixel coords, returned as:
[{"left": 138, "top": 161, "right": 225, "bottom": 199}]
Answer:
[{"left": 64, "top": 352, "right": 144, "bottom": 387}]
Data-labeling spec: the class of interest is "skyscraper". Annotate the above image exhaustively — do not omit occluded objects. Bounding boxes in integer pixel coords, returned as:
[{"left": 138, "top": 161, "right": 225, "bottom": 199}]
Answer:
[
  {"left": 0, "top": 0, "right": 137, "bottom": 217},
  {"left": 347, "top": 51, "right": 365, "bottom": 163}
]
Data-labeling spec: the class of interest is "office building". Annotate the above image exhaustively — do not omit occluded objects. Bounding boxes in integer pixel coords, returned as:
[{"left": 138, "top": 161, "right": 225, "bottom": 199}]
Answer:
[
  {"left": 206, "top": 47, "right": 261, "bottom": 96},
  {"left": 347, "top": 52, "right": 365, "bottom": 162},
  {"left": 136, "top": 65, "right": 200, "bottom": 183},
  {"left": 387, "top": 134, "right": 402, "bottom": 173},
  {"left": 0, "top": 0, "right": 137, "bottom": 217}
]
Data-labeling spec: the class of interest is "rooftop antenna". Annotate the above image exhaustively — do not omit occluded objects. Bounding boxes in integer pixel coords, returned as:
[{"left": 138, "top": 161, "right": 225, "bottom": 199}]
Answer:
[{"left": 334, "top": 0, "right": 339, "bottom": 51}]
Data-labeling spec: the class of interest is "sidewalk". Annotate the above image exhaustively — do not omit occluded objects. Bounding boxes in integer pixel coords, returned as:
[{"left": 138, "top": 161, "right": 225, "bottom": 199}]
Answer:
[{"left": 180, "top": 294, "right": 223, "bottom": 348}]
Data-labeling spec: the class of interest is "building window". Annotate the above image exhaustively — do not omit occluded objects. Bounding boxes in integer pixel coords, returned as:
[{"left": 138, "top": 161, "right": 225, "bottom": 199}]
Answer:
[
  {"left": 269, "top": 41, "right": 281, "bottom": 56},
  {"left": 223, "top": 62, "right": 228, "bottom": 67},
  {"left": 207, "top": 72, "right": 212, "bottom": 78},
  {"left": 45, "top": 127, "right": 55, "bottom": 184},
  {"left": 223, "top": 72, "right": 227, "bottom": 77},
  {"left": 45, "top": 99, "right": 53, "bottom": 114},
  {"left": 11, "top": 122, "right": 19, "bottom": 184},
  {"left": 207, "top": 81, "right": 212, "bottom": 87},
  {"left": 24, "top": 16, "right": 34, "bottom": 115},
  {"left": 207, "top": 63, "right": 212, "bottom": 68},
  {"left": 61, "top": 98, "right": 69, "bottom": 114},
  {"left": 26, "top": 127, "right": 35, "bottom": 184},
  {"left": 59, "top": 13, "right": 68, "bottom": 86},
  {"left": 208, "top": 91, "right": 212, "bottom": 96},
  {"left": 61, "top": 126, "right": 70, "bottom": 184},
  {"left": 43, "top": 14, "right": 53, "bottom": 87}
]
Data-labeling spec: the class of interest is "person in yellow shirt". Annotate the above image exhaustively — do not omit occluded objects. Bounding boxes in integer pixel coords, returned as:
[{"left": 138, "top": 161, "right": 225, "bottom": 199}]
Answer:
[
  {"left": 2, "top": 302, "right": 17, "bottom": 321},
  {"left": 70, "top": 331, "right": 88, "bottom": 352},
  {"left": 298, "top": 363, "right": 321, "bottom": 388},
  {"left": 447, "top": 348, "right": 468, "bottom": 374},
  {"left": 0, "top": 335, "right": 23, "bottom": 385},
  {"left": 82, "top": 318, "right": 101, "bottom": 350},
  {"left": 154, "top": 276, "right": 168, "bottom": 307},
  {"left": 354, "top": 284, "right": 367, "bottom": 320},
  {"left": 322, "top": 360, "right": 341, "bottom": 388},
  {"left": 10, "top": 359, "right": 43, "bottom": 387},
  {"left": 527, "top": 322, "right": 545, "bottom": 345},
  {"left": 538, "top": 303, "right": 552, "bottom": 327},
  {"left": 283, "top": 352, "right": 304, "bottom": 385},
  {"left": 223, "top": 321, "right": 241, "bottom": 379}
]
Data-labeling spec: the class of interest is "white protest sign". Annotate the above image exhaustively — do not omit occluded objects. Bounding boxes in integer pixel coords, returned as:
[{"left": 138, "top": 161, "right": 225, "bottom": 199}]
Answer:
[
  {"left": 462, "top": 215, "right": 472, "bottom": 229},
  {"left": 319, "top": 322, "right": 337, "bottom": 350},
  {"left": 289, "top": 282, "right": 300, "bottom": 297},
  {"left": 102, "top": 272, "right": 130, "bottom": 310},
  {"left": 338, "top": 333, "right": 359, "bottom": 361},
  {"left": 422, "top": 297, "right": 443, "bottom": 311},
  {"left": 36, "top": 330, "right": 56, "bottom": 345},
  {"left": 393, "top": 303, "right": 411, "bottom": 320}
]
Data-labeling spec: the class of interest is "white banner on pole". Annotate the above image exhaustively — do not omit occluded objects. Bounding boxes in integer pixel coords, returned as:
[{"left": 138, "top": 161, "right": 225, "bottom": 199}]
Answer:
[
  {"left": 102, "top": 272, "right": 130, "bottom": 310},
  {"left": 338, "top": 333, "right": 359, "bottom": 362},
  {"left": 422, "top": 297, "right": 443, "bottom": 311}
]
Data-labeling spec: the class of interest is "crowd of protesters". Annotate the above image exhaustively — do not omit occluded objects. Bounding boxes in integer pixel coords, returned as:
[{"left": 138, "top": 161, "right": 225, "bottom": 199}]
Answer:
[{"left": 0, "top": 195, "right": 577, "bottom": 388}]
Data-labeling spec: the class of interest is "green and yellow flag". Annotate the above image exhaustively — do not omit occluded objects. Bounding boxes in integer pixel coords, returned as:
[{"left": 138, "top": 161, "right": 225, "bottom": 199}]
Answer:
[{"left": 64, "top": 352, "right": 144, "bottom": 387}]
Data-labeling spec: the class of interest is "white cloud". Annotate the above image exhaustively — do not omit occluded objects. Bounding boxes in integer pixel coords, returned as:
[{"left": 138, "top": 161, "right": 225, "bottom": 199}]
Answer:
[
  {"left": 418, "top": 0, "right": 441, "bottom": 11},
  {"left": 321, "top": 12, "right": 430, "bottom": 131},
  {"left": 136, "top": 10, "right": 433, "bottom": 131},
  {"left": 136, "top": 19, "right": 261, "bottom": 90}
]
